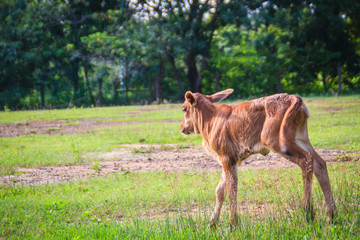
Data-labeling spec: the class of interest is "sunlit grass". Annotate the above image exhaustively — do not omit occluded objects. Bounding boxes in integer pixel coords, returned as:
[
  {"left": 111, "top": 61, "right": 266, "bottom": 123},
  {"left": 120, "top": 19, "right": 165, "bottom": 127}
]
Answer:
[
  {"left": 0, "top": 104, "right": 180, "bottom": 124},
  {"left": 0, "top": 163, "right": 359, "bottom": 239},
  {"left": 1, "top": 95, "right": 359, "bottom": 169},
  {"left": 0, "top": 122, "right": 201, "bottom": 168},
  {"left": 306, "top": 96, "right": 360, "bottom": 151},
  {"left": 0, "top": 96, "right": 359, "bottom": 239}
]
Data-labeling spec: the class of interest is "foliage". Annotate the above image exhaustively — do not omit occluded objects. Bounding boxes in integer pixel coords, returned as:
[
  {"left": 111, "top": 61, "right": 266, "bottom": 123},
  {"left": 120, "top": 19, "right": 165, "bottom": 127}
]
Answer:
[{"left": 1, "top": 0, "right": 360, "bottom": 109}]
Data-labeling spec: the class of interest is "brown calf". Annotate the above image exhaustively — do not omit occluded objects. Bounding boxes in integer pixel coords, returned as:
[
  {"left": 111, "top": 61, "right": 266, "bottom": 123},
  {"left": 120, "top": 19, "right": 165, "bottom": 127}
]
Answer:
[{"left": 180, "top": 89, "right": 336, "bottom": 228}]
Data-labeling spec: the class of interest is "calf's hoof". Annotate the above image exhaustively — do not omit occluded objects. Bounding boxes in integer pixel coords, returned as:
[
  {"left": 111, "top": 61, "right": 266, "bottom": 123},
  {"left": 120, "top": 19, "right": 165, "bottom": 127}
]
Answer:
[
  {"left": 229, "top": 216, "right": 239, "bottom": 231},
  {"left": 209, "top": 219, "right": 218, "bottom": 229},
  {"left": 304, "top": 206, "right": 315, "bottom": 222}
]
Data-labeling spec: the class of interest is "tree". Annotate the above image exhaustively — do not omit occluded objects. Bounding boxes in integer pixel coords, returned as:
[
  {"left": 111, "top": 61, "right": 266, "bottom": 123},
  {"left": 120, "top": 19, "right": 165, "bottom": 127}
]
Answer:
[
  {"left": 1, "top": 0, "right": 360, "bottom": 109},
  {"left": 135, "top": 0, "right": 251, "bottom": 93},
  {"left": 265, "top": 0, "right": 359, "bottom": 94}
]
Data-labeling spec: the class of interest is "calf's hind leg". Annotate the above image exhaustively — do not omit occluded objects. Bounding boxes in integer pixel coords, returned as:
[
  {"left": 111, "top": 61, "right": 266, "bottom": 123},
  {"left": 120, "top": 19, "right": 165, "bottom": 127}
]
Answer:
[
  {"left": 281, "top": 141, "right": 336, "bottom": 222},
  {"left": 311, "top": 149, "right": 336, "bottom": 222},
  {"left": 292, "top": 125, "right": 336, "bottom": 222},
  {"left": 280, "top": 144, "right": 315, "bottom": 220}
]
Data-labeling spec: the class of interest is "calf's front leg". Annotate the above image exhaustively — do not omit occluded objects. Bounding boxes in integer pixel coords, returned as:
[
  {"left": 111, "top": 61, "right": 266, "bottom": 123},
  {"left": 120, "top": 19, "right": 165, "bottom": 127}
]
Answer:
[
  {"left": 224, "top": 163, "right": 238, "bottom": 229},
  {"left": 210, "top": 170, "right": 226, "bottom": 228}
]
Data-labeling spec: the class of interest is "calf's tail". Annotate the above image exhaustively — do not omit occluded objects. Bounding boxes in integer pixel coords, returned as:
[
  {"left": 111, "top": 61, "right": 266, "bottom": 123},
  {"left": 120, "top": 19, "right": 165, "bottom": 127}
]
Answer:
[{"left": 279, "top": 95, "right": 307, "bottom": 156}]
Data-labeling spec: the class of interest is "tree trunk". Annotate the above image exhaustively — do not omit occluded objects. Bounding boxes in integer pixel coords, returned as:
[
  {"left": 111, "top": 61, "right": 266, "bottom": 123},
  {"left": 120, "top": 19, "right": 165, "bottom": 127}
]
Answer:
[
  {"left": 186, "top": 53, "right": 200, "bottom": 93},
  {"left": 277, "top": 70, "right": 282, "bottom": 93},
  {"left": 125, "top": 60, "right": 129, "bottom": 104},
  {"left": 196, "top": 56, "right": 206, "bottom": 92},
  {"left": 121, "top": 57, "right": 127, "bottom": 103},
  {"left": 97, "top": 78, "right": 102, "bottom": 106},
  {"left": 40, "top": 80, "right": 45, "bottom": 109},
  {"left": 337, "top": 61, "right": 342, "bottom": 95},
  {"left": 322, "top": 78, "right": 329, "bottom": 93},
  {"left": 167, "top": 52, "right": 184, "bottom": 99},
  {"left": 125, "top": 84, "right": 129, "bottom": 104},
  {"left": 155, "top": 76, "right": 160, "bottom": 104},
  {"left": 155, "top": 57, "right": 164, "bottom": 104},
  {"left": 72, "top": 63, "right": 79, "bottom": 101},
  {"left": 113, "top": 81, "right": 119, "bottom": 104},
  {"left": 83, "top": 60, "right": 95, "bottom": 106},
  {"left": 215, "top": 69, "right": 220, "bottom": 92}
]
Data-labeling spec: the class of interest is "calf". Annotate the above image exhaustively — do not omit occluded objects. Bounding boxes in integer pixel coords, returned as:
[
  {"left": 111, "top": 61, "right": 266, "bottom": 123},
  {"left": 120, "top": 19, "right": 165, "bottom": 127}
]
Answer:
[{"left": 180, "top": 89, "right": 336, "bottom": 228}]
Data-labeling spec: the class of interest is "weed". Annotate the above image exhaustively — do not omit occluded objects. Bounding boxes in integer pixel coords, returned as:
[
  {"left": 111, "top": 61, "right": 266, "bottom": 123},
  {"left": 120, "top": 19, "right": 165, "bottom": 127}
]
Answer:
[
  {"left": 133, "top": 147, "right": 153, "bottom": 154},
  {"left": 65, "top": 120, "right": 80, "bottom": 125},
  {"left": 334, "top": 154, "right": 353, "bottom": 162},
  {"left": 45, "top": 127, "right": 61, "bottom": 131},
  {"left": 178, "top": 144, "right": 190, "bottom": 149},
  {"left": 4, "top": 105, "right": 11, "bottom": 112},
  {"left": 120, "top": 167, "right": 131, "bottom": 175},
  {"left": 0, "top": 167, "right": 17, "bottom": 176},
  {"left": 159, "top": 145, "right": 175, "bottom": 151},
  {"left": 71, "top": 142, "right": 84, "bottom": 163},
  {"left": 14, "top": 120, "right": 29, "bottom": 125},
  {"left": 90, "top": 159, "right": 102, "bottom": 174}
]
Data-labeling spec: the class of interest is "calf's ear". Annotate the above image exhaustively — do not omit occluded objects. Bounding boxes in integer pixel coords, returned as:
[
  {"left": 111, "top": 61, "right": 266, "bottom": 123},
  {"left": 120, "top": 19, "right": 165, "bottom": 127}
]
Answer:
[
  {"left": 185, "top": 91, "right": 196, "bottom": 105},
  {"left": 209, "top": 89, "right": 234, "bottom": 103}
]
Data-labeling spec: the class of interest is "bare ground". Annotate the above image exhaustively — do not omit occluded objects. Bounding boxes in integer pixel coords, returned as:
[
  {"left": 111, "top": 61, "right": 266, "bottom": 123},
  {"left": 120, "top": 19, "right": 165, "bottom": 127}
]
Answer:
[{"left": 1, "top": 144, "right": 357, "bottom": 186}]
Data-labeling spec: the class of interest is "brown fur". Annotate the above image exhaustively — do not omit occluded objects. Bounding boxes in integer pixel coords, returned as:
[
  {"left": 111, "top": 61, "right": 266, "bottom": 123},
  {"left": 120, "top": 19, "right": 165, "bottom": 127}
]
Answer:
[{"left": 180, "top": 89, "right": 336, "bottom": 228}]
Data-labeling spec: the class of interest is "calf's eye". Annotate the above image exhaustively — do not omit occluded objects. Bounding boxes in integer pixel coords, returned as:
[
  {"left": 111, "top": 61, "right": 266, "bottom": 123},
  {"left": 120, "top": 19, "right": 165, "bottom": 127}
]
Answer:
[{"left": 182, "top": 108, "right": 186, "bottom": 112}]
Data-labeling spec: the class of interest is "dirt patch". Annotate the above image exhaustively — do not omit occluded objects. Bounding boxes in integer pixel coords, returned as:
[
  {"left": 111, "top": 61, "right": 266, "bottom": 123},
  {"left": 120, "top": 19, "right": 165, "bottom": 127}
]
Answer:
[
  {"left": 0, "top": 119, "right": 181, "bottom": 137},
  {"left": 1, "top": 145, "right": 357, "bottom": 186}
]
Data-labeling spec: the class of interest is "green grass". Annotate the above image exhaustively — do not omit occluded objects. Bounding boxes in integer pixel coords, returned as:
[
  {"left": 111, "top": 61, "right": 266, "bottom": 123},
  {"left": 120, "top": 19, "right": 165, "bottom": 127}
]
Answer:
[
  {"left": 1, "top": 95, "right": 359, "bottom": 169},
  {"left": 0, "top": 122, "right": 201, "bottom": 168},
  {"left": 0, "top": 95, "right": 360, "bottom": 239},
  {"left": 0, "top": 163, "right": 359, "bottom": 239},
  {"left": 305, "top": 96, "right": 360, "bottom": 151},
  {"left": 0, "top": 104, "right": 180, "bottom": 124}
]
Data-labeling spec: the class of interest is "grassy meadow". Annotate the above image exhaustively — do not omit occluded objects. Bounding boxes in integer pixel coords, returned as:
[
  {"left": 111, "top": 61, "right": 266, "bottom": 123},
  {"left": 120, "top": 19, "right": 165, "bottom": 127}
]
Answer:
[{"left": 0, "top": 95, "right": 360, "bottom": 239}]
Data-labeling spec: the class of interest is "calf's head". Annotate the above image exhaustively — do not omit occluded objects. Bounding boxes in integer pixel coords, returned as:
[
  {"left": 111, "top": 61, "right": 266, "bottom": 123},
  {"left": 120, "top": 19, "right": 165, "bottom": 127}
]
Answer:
[{"left": 180, "top": 89, "right": 234, "bottom": 135}]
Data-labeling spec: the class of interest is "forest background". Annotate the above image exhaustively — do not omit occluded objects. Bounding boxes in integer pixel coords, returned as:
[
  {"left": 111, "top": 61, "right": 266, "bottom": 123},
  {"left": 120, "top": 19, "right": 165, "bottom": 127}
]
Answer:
[{"left": 1, "top": 0, "right": 360, "bottom": 109}]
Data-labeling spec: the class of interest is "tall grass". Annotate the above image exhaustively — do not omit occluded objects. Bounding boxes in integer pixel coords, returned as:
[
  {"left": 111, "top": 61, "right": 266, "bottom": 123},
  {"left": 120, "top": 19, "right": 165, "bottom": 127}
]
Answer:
[{"left": 0, "top": 163, "right": 359, "bottom": 239}]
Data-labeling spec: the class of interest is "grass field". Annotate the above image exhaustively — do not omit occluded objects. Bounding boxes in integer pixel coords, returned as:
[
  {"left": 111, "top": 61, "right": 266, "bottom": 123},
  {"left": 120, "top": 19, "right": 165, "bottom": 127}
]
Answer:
[{"left": 0, "top": 95, "right": 359, "bottom": 239}]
